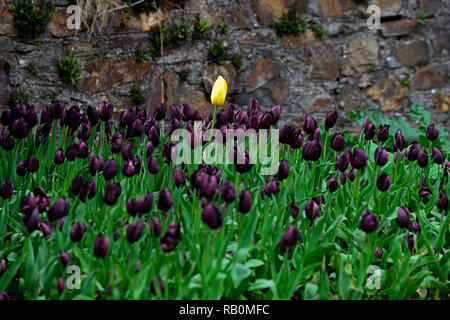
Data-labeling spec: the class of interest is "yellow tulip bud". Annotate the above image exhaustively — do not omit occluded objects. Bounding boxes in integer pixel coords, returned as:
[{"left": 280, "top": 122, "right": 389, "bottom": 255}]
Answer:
[{"left": 210, "top": 75, "right": 227, "bottom": 106}]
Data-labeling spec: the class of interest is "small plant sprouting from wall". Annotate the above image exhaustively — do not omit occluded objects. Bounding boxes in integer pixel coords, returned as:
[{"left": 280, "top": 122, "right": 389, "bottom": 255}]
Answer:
[
  {"left": 130, "top": 85, "right": 144, "bottom": 105},
  {"left": 232, "top": 56, "right": 243, "bottom": 69},
  {"left": 209, "top": 41, "right": 227, "bottom": 65},
  {"left": 58, "top": 52, "right": 83, "bottom": 86},
  {"left": 149, "top": 25, "right": 165, "bottom": 56},
  {"left": 9, "top": 0, "right": 57, "bottom": 39},
  {"left": 170, "top": 19, "right": 194, "bottom": 45},
  {"left": 275, "top": 11, "right": 308, "bottom": 36},
  {"left": 192, "top": 15, "right": 213, "bottom": 42},
  {"left": 26, "top": 64, "right": 37, "bottom": 76},
  {"left": 8, "top": 88, "right": 28, "bottom": 108},
  {"left": 135, "top": 47, "right": 148, "bottom": 62},
  {"left": 177, "top": 69, "right": 190, "bottom": 82}
]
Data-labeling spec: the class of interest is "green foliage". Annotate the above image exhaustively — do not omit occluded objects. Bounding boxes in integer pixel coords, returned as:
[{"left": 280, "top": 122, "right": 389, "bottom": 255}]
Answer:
[
  {"left": 402, "top": 79, "right": 411, "bottom": 87},
  {"left": 169, "top": 19, "right": 193, "bottom": 45},
  {"left": 149, "top": 26, "right": 165, "bottom": 56},
  {"left": 33, "top": 41, "right": 42, "bottom": 51},
  {"left": 58, "top": 52, "right": 82, "bottom": 86},
  {"left": 209, "top": 41, "right": 227, "bottom": 65},
  {"left": 418, "top": 10, "right": 428, "bottom": 25},
  {"left": 232, "top": 55, "right": 243, "bottom": 69},
  {"left": 8, "top": 88, "right": 28, "bottom": 108},
  {"left": 135, "top": 48, "right": 148, "bottom": 62},
  {"left": 192, "top": 15, "right": 213, "bottom": 41},
  {"left": 218, "top": 21, "right": 229, "bottom": 34},
  {"left": 130, "top": 85, "right": 144, "bottom": 105},
  {"left": 177, "top": 69, "right": 190, "bottom": 82},
  {"left": 26, "top": 64, "right": 37, "bottom": 76},
  {"left": 275, "top": 11, "right": 307, "bottom": 36},
  {"left": 9, "top": 0, "right": 57, "bottom": 39},
  {"left": 310, "top": 22, "right": 326, "bottom": 41}
]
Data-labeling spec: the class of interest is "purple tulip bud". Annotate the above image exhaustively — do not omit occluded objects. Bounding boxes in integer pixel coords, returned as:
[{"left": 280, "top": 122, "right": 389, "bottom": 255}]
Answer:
[
  {"left": 79, "top": 179, "right": 96, "bottom": 202},
  {"left": 10, "top": 118, "right": 29, "bottom": 139},
  {"left": 24, "top": 207, "right": 40, "bottom": 233},
  {"left": 0, "top": 180, "right": 14, "bottom": 199},
  {"left": 89, "top": 155, "right": 104, "bottom": 176},
  {"left": 0, "top": 291, "right": 10, "bottom": 300},
  {"left": 431, "top": 147, "right": 443, "bottom": 164},
  {"left": 376, "top": 124, "right": 389, "bottom": 142},
  {"left": 149, "top": 276, "right": 165, "bottom": 295},
  {"left": 417, "top": 149, "right": 428, "bottom": 168},
  {"left": 48, "top": 197, "right": 70, "bottom": 221},
  {"left": 407, "top": 142, "right": 421, "bottom": 161},
  {"left": 93, "top": 233, "right": 109, "bottom": 258},
  {"left": 271, "top": 105, "right": 281, "bottom": 124},
  {"left": 145, "top": 141, "right": 155, "bottom": 158},
  {"left": 147, "top": 156, "right": 160, "bottom": 174},
  {"left": 288, "top": 203, "right": 299, "bottom": 219},
  {"left": 258, "top": 112, "right": 272, "bottom": 129},
  {"left": 99, "top": 101, "right": 113, "bottom": 121},
  {"left": 305, "top": 198, "right": 320, "bottom": 221},
  {"left": 288, "top": 129, "right": 303, "bottom": 149},
  {"left": 350, "top": 148, "right": 368, "bottom": 170},
  {"left": 70, "top": 174, "right": 83, "bottom": 195},
  {"left": 161, "top": 221, "right": 181, "bottom": 252},
  {"left": 127, "top": 119, "right": 143, "bottom": 138},
  {"left": 374, "top": 247, "right": 383, "bottom": 259},
  {"left": 279, "top": 125, "right": 294, "bottom": 144},
  {"left": 154, "top": 103, "right": 166, "bottom": 121},
  {"left": 119, "top": 107, "right": 136, "bottom": 127},
  {"left": 376, "top": 172, "right": 391, "bottom": 192},
  {"left": 27, "top": 155, "right": 39, "bottom": 173},
  {"left": 126, "top": 222, "right": 144, "bottom": 243},
  {"left": 136, "top": 193, "right": 154, "bottom": 214},
  {"left": 1, "top": 134, "right": 15, "bottom": 151},
  {"left": 327, "top": 175, "right": 339, "bottom": 193},
  {"left": 360, "top": 210, "right": 379, "bottom": 233},
  {"left": 85, "top": 106, "right": 99, "bottom": 126},
  {"left": 41, "top": 220, "right": 52, "bottom": 237},
  {"left": 335, "top": 152, "right": 350, "bottom": 172},
  {"left": 57, "top": 278, "right": 65, "bottom": 295},
  {"left": 397, "top": 206, "right": 411, "bottom": 228},
  {"left": 65, "top": 142, "right": 79, "bottom": 161},
  {"left": 412, "top": 219, "right": 421, "bottom": 233},
  {"left": 202, "top": 203, "right": 223, "bottom": 229},
  {"left": 330, "top": 133, "right": 345, "bottom": 151},
  {"left": 324, "top": 111, "right": 337, "bottom": 130},
  {"left": 103, "top": 159, "right": 118, "bottom": 180},
  {"left": 157, "top": 187, "right": 173, "bottom": 212},
  {"left": 70, "top": 222, "right": 86, "bottom": 242},
  {"left": 77, "top": 140, "right": 89, "bottom": 159},
  {"left": 374, "top": 146, "right": 388, "bottom": 167},
  {"left": 49, "top": 101, "right": 65, "bottom": 120},
  {"left": 174, "top": 168, "right": 186, "bottom": 187},
  {"left": 104, "top": 182, "right": 121, "bottom": 206},
  {"left": 0, "top": 258, "right": 6, "bottom": 276},
  {"left": 276, "top": 159, "right": 290, "bottom": 181},
  {"left": 419, "top": 176, "right": 432, "bottom": 199},
  {"left": 238, "top": 189, "right": 252, "bottom": 214},
  {"left": 77, "top": 121, "right": 91, "bottom": 140},
  {"left": 364, "top": 123, "right": 376, "bottom": 140},
  {"left": 109, "top": 131, "right": 123, "bottom": 154},
  {"left": 406, "top": 234, "right": 415, "bottom": 252},
  {"left": 394, "top": 129, "right": 405, "bottom": 151},
  {"left": 127, "top": 198, "right": 138, "bottom": 216},
  {"left": 303, "top": 114, "right": 317, "bottom": 134},
  {"left": 302, "top": 140, "right": 322, "bottom": 161},
  {"left": 149, "top": 217, "right": 161, "bottom": 237},
  {"left": 180, "top": 103, "right": 194, "bottom": 122},
  {"left": 60, "top": 252, "right": 72, "bottom": 268},
  {"left": 148, "top": 126, "right": 161, "bottom": 146},
  {"left": 426, "top": 123, "right": 439, "bottom": 141},
  {"left": 54, "top": 148, "right": 65, "bottom": 165},
  {"left": 221, "top": 179, "right": 236, "bottom": 203},
  {"left": 280, "top": 225, "right": 300, "bottom": 251},
  {"left": 437, "top": 190, "right": 448, "bottom": 212}
]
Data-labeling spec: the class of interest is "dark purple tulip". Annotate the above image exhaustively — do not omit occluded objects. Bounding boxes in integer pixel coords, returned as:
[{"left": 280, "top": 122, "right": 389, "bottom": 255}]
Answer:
[
  {"left": 202, "top": 203, "right": 223, "bottom": 229},
  {"left": 2, "top": 133, "right": 14, "bottom": 151},
  {"left": 145, "top": 141, "right": 155, "bottom": 158},
  {"left": 290, "top": 202, "right": 299, "bottom": 218},
  {"left": 324, "top": 111, "right": 337, "bottom": 130},
  {"left": 109, "top": 131, "right": 123, "bottom": 154},
  {"left": 279, "top": 125, "right": 294, "bottom": 144},
  {"left": 65, "top": 142, "right": 79, "bottom": 161},
  {"left": 394, "top": 150, "right": 405, "bottom": 163},
  {"left": 148, "top": 126, "right": 161, "bottom": 146},
  {"left": 335, "top": 152, "right": 350, "bottom": 172},
  {"left": 444, "top": 160, "right": 450, "bottom": 177},
  {"left": 99, "top": 101, "right": 113, "bottom": 121},
  {"left": 20, "top": 194, "right": 40, "bottom": 216},
  {"left": 313, "top": 127, "right": 321, "bottom": 141},
  {"left": 330, "top": 133, "right": 345, "bottom": 151},
  {"left": 128, "top": 119, "right": 143, "bottom": 138},
  {"left": 147, "top": 156, "right": 160, "bottom": 174},
  {"left": 24, "top": 207, "right": 40, "bottom": 233},
  {"left": 57, "top": 278, "right": 65, "bottom": 295},
  {"left": 377, "top": 124, "right": 390, "bottom": 142},
  {"left": 162, "top": 142, "right": 176, "bottom": 163},
  {"left": 376, "top": 172, "right": 391, "bottom": 192},
  {"left": 302, "top": 140, "right": 321, "bottom": 161},
  {"left": 280, "top": 225, "right": 300, "bottom": 251},
  {"left": 426, "top": 123, "right": 439, "bottom": 141},
  {"left": 327, "top": 176, "right": 339, "bottom": 193},
  {"left": 277, "top": 159, "right": 290, "bottom": 181},
  {"left": 60, "top": 252, "right": 73, "bottom": 268},
  {"left": 77, "top": 140, "right": 89, "bottom": 159},
  {"left": 161, "top": 221, "right": 181, "bottom": 252},
  {"left": 303, "top": 114, "right": 317, "bottom": 134},
  {"left": 431, "top": 147, "right": 443, "bottom": 164},
  {"left": 48, "top": 197, "right": 70, "bottom": 221},
  {"left": 103, "top": 159, "right": 118, "bottom": 180},
  {"left": 10, "top": 118, "right": 28, "bottom": 139},
  {"left": 397, "top": 206, "right": 411, "bottom": 228},
  {"left": 49, "top": 101, "right": 65, "bottom": 120},
  {"left": 93, "top": 233, "right": 109, "bottom": 258},
  {"left": 154, "top": 103, "right": 166, "bottom": 121},
  {"left": 86, "top": 106, "right": 99, "bottom": 126},
  {"left": 26, "top": 155, "right": 39, "bottom": 173},
  {"left": 121, "top": 141, "right": 134, "bottom": 161},
  {"left": 200, "top": 174, "right": 219, "bottom": 200},
  {"left": 0, "top": 258, "right": 6, "bottom": 276},
  {"left": 362, "top": 116, "right": 375, "bottom": 140},
  {"left": 360, "top": 210, "right": 379, "bottom": 233},
  {"left": 136, "top": 193, "right": 154, "bottom": 214},
  {"left": 407, "top": 142, "right": 421, "bottom": 161},
  {"left": 180, "top": 103, "right": 194, "bottom": 122},
  {"left": 258, "top": 112, "right": 272, "bottom": 129},
  {"left": 70, "top": 222, "right": 86, "bottom": 242},
  {"left": 419, "top": 176, "right": 432, "bottom": 198},
  {"left": 149, "top": 276, "right": 165, "bottom": 295},
  {"left": 238, "top": 189, "right": 252, "bottom": 214},
  {"left": 417, "top": 149, "right": 428, "bottom": 168},
  {"left": 412, "top": 219, "right": 421, "bottom": 233},
  {"left": 289, "top": 129, "right": 303, "bottom": 149},
  {"left": 437, "top": 190, "right": 448, "bottom": 212},
  {"left": 41, "top": 220, "right": 52, "bottom": 237},
  {"left": 1, "top": 110, "right": 12, "bottom": 126},
  {"left": 305, "top": 198, "right": 320, "bottom": 221},
  {"left": 157, "top": 187, "right": 173, "bottom": 212},
  {"left": 149, "top": 217, "right": 161, "bottom": 237},
  {"left": 53, "top": 148, "right": 65, "bottom": 165},
  {"left": 350, "top": 148, "right": 368, "bottom": 170},
  {"left": 89, "top": 155, "right": 104, "bottom": 176},
  {"left": 174, "top": 168, "right": 186, "bottom": 187},
  {"left": 406, "top": 234, "right": 415, "bottom": 252},
  {"left": 77, "top": 121, "right": 91, "bottom": 141},
  {"left": 24, "top": 109, "right": 38, "bottom": 127},
  {"left": 271, "top": 104, "right": 281, "bottom": 125},
  {"left": 394, "top": 129, "right": 405, "bottom": 151},
  {"left": 169, "top": 105, "right": 181, "bottom": 121},
  {"left": 119, "top": 107, "right": 136, "bottom": 127},
  {"left": 127, "top": 198, "right": 138, "bottom": 216},
  {"left": 221, "top": 179, "right": 236, "bottom": 203},
  {"left": 70, "top": 174, "right": 83, "bottom": 195},
  {"left": 0, "top": 292, "right": 10, "bottom": 300},
  {"left": 374, "top": 146, "right": 388, "bottom": 167},
  {"left": 79, "top": 180, "right": 96, "bottom": 202},
  {"left": 104, "top": 182, "right": 121, "bottom": 205},
  {"left": 374, "top": 247, "right": 383, "bottom": 259},
  {"left": 0, "top": 180, "right": 14, "bottom": 199},
  {"left": 126, "top": 222, "right": 144, "bottom": 243}
]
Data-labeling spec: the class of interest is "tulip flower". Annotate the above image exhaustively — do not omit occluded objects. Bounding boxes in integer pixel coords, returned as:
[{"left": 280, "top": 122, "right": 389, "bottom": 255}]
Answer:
[
  {"left": 136, "top": 193, "right": 153, "bottom": 214},
  {"left": 417, "top": 149, "right": 428, "bottom": 168},
  {"left": 290, "top": 202, "right": 299, "bottom": 218},
  {"left": 277, "top": 159, "right": 290, "bottom": 181},
  {"left": 70, "top": 222, "right": 86, "bottom": 242},
  {"left": 41, "top": 220, "right": 52, "bottom": 237},
  {"left": 60, "top": 252, "right": 72, "bottom": 268},
  {"left": 397, "top": 206, "right": 411, "bottom": 228},
  {"left": 376, "top": 172, "right": 391, "bottom": 192},
  {"left": 221, "top": 179, "right": 236, "bottom": 203},
  {"left": 65, "top": 142, "right": 79, "bottom": 161},
  {"left": 426, "top": 123, "right": 439, "bottom": 141},
  {"left": 103, "top": 159, "right": 118, "bottom": 180},
  {"left": 362, "top": 116, "right": 375, "bottom": 140},
  {"left": 54, "top": 148, "right": 65, "bottom": 165},
  {"left": 289, "top": 129, "right": 303, "bottom": 149},
  {"left": 202, "top": 203, "right": 223, "bottom": 229},
  {"left": 407, "top": 142, "right": 420, "bottom": 161},
  {"left": 24, "top": 207, "right": 40, "bottom": 233},
  {"left": 238, "top": 189, "right": 252, "bottom": 214},
  {"left": 1, "top": 134, "right": 14, "bottom": 150},
  {"left": 104, "top": 182, "right": 121, "bottom": 206},
  {"left": 330, "top": 133, "right": 345, "bottom": 151},
  {"left": 0, "top": 180, "right": 14, "bottom": 199},
  {"left": 327, "top": 176, "right": 339, "bottom": 193},
  {"left": 126, "top": 222, "right": 144, "bottom": 243},
  {"left": 302, "top": 140, "right": 322, "bottom": 161},
  {"left": 77, "top": 140, "right": 90, "bottom": 159},
  {"left": 335, "top": 152, "right": 350, "bottom": 172},
  {"left": 374, "top": 146, "right": 388, "bottom": 167},
  {"left": 360, "top": 210, "right": 379, "bottom": 233},
  {"left": 280, "top": 225, "right": 300, "bottom": 251},
  {"left": 211, "top": 76, "right": 227, "bottom": 106},
  {"left": 394, "top": 129, "right": 405, "bottom": 151},
  {"left": 174, "top": 168, "right": 186, "bottom": 187},
  {"left": 437, "top": 190, "right": 448, "bottom": 212},
  {"left": 99, "top": 101, "right": 113, "bottom": 121},
  {"left": 48, "top": 197, "right": 70, "bottom": 221},
  {"left": 374, "top": 247, "right": 383, "bottom": 259},
  {"left": 89, "top": 155, "right": 104, "bottom": 176},
  {"left": 93, "top": 233, "right": 109, "bottom": 258},
  {"left": 27, "top": 155, "right": 39, "bottom": 173},
  {"left": 419, "top": 176, "right": 432, "bottom": 199},
  {"left": 305, "top": 198, "right": 320, "bottom": 221},
  {"left": 149, "top": 217, "right": 162, "bottom": 237},
  {"left": 405, "top": 234, "right": 415, "bottom": 252},
  {"left": 412, "top": 219, "right": 421, "bottom": 233},
  {"left": 350, "top": 148, "right": 368, "bottom": 170},
  {"left": 324, "top": 111, "right": 337, "bottom": 130},
  {"left": 377, "top": 124, "right": 389, "bottom": 142},
  {"left": 157, "top": 187, "right": 173, "bottom": 212},
  {"left": 161, "top": 221, "right": 181, "bottom": 252},
  {"left": 154, "top": 103, "right": 166, "bottom": 121},
  {"left": 431, "top": 147, "right": 443, "bottom": 164},
  {"left": 147, "top": 156, "right": 160, "bottom": 174},
  {"left": 57, "top": 278, "right": 65, "bottom": 295},
  {"left": 79, "top": 180, "right": 96, "bottom": 202},
  {"left": 109, "top": 131, "right": 123, "bottom": 154}
]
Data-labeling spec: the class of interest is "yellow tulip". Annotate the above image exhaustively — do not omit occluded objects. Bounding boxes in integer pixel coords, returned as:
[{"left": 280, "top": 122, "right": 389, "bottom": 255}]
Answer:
[{"left": 210, "top": 75, "right": 227, "bottom": 106}]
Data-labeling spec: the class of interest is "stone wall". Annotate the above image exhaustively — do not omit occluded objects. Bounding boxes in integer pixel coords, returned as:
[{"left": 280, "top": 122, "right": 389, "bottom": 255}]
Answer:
[{"left": 0, "top": 0, "right": 449, "bottom": 133}]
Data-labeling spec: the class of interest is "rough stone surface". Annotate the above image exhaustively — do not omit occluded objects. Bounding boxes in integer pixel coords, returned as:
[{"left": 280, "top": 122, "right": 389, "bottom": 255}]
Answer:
[
  {"left": 0, "top": 6, "right": 17, "bottom": 37},
  {"left": 311, "top": 46, "right": 339, "bottom": 80},
  {"left": 318, "top": 0, "right": 355, "bottom": 18},
  {"left": 381, "top": 20, "right": 415, "bottom": 37},
  {"left": 0, "top": 60, "right": 10, "bottom": 108},
  {"left": 246, "top": 57, "right": 281, "bottom": 91},
  {"left": 365, "top": 77, "right": 408, "bottom": 111},
  {"left": 413, "top": 66, "right": 445, "bottom": 90},
  {"left": 418, "top": 0, "right": 441, "bottom": 16},
  {"left": 396, "top": 42, "right": 429, "bottom": 66},
  {"left": 433, "top": 91, "right": 449, "bottom": 112},
  {"left": 253, "top": 0, "right": 308, "bottom": 25},
  {"left": 48, "top": 9, "right": 77, "bottom": 38},
  {"left": 342, "top": 36, "right": 379, "bottom": 76},
  {"left": 369, "top": 0, "right": 403, "bottom": 17}
]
